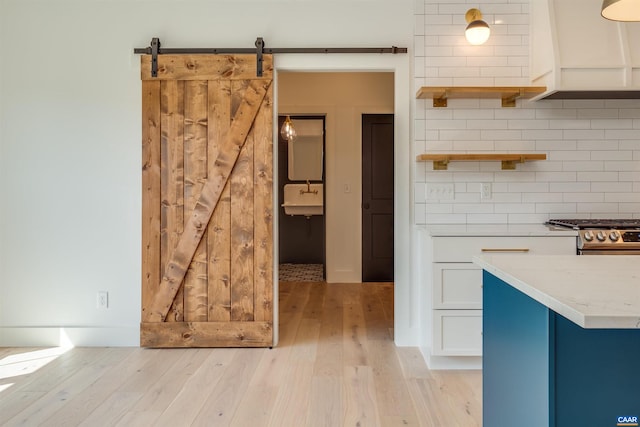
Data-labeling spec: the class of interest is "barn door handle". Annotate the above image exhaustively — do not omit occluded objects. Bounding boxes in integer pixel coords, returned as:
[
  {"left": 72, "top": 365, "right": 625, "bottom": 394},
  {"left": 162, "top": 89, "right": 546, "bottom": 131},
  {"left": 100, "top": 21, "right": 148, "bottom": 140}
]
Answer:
[{"left": 363, "top": 202, "right": 370, "bottom": 209}]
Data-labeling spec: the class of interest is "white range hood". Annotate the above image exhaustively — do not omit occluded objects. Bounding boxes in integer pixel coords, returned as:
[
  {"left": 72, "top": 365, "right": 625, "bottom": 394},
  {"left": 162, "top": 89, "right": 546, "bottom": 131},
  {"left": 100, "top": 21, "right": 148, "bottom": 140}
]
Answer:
[{"left": 530, "top": 0, "right": 640, "bottom": 99}]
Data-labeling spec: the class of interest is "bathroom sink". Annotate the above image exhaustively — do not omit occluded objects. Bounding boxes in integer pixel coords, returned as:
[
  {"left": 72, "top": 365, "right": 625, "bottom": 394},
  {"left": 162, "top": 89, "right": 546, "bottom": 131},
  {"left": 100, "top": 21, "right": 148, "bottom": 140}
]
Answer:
[{"left": 282, "top": 183, "right": 323, "bottom": 216}]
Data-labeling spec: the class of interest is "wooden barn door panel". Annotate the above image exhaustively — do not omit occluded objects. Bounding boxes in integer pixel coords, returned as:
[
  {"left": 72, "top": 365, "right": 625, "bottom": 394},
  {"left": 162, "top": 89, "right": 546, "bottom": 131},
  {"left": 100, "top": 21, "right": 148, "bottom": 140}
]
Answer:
[{"left": 140, "top": 54, "right": 274, "bottom": 347}]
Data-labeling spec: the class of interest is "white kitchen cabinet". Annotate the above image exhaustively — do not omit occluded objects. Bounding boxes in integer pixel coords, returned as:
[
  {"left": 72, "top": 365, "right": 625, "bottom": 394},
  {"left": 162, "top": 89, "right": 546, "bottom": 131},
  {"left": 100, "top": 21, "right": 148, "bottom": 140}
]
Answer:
[{"left": 418, "top": 225, "right": 577, "bottom": 369}]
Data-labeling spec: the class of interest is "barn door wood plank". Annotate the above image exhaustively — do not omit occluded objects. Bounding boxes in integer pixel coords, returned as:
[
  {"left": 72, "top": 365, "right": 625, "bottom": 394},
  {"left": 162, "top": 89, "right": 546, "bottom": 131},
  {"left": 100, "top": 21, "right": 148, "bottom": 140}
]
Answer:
[
  {"left": 253, "top": 83, "right": 274, "bottom": 322},
  {"left": 141, "top": 81, "right": 161, "bottom": 314},
  {"left": 140, "top": 322, "right": 272, "bottom": 348},
  {"left": 183, "top": 80, "right": 209, "bottom": 322},
  {"left": 207, "top": 80, "right": 232, "bottom": 322},
  {"left": 230, "top": 81, "right": 255, "bottom": 322},
  {"left": 141, "top": 55, "right": 274, "bottom": 81},
  {"left": 143, "top": 79, "right": 271, "bottom": 323},
  {"left": 160, "top": 80, "right": 185, "bottom": 322}
]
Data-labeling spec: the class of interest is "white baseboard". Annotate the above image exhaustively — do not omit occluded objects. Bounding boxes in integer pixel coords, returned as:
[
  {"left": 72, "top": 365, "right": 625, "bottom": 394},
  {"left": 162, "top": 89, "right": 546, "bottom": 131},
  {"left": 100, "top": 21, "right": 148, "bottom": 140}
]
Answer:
[
  {"left": 0, "top": 326, "right": 139, "bottom": 347},
  {"left": 420, "top": 346, "right": 482, "bottom": 370}
]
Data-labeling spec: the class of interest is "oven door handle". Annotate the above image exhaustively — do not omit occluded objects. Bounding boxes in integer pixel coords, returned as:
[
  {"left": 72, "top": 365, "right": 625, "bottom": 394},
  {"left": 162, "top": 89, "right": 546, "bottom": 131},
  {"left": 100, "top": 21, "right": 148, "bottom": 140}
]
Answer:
[{"left": 481, "top": 248, "right": 530, "bottom": 253}]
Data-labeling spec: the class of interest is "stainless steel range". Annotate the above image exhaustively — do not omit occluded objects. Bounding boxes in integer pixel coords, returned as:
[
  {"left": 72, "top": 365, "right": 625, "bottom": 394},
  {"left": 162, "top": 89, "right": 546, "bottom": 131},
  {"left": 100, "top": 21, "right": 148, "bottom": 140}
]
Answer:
[{"left": 547, "top": 219, "right": 640, "bottom": 255}]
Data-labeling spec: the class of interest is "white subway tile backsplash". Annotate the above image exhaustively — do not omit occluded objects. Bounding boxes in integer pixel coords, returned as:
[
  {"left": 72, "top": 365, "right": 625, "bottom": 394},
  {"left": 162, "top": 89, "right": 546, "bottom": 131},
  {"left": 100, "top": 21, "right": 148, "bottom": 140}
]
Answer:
[
  {"left": 562, "top": 129, "right": 608, "bottom": 140},
  {"left": 509, "top": 182, "right": 550, "bottom": 192},
  {"left": 605, "top": 129, "right": 640, "bottom": 140},
  {"left": 425, "top": 204, "right": 454, "bottom": 214},
  {"left": 550, "top": 182, "right": 591, "bottom": 193},
  {"left": 563, "top": 193, "right": 604, "bottom": 203},
  {"left": 522, "top": 129, "right": 563, "bottom": 140},
  {"left": 620, "top": 171, "right": 640, "bottom": 181},
  {"left": 619, "top": 203, "right": 640, "bottom": 213},
  {"left": 439, "top": 130, "right": 482, "bottom": 140},
  {"left": 415, "top": 0, "right": 640, "bottom": 224},
  {"left": 508, "top": 214, "right": 551, "bottom": 224},
  {"left": 577, "top": 172, "right": 619, "bottom": 182},
  {"left": 591, "top": 151, "right": 633, "bottom": 161},
  {"left": 453, "top": 204, "right": 494, "bottom": 214},
  {"left": 576, "top": 140, "right": 619, "bottom": 151},
  {"left": 522, "top": 193, "right": 564, "bottom": 203},
  {"left": 591, "top": 182, "right": 633, "bottom": 192},
  {"left": 535, "top": 109, "right": 577, "bottom": 119},
  {"left": 494, "top": 203, "right": 535, "bottom": 214},
  {"left": 549, "top": 120, "right": 590, "bottom": 130},
  {"left": 549, "top": 151, "right": 591, "bottom": 161},
  {"left": 535, "top": 203, "right": 577, "bottom": 214},
  {"left": 561, "top": 161, "right": 604, "bottom": 172},
  {"left": 467, "top": 213, "right": 509, "bottom": 224},
  {"left": 535, "top": 172, "right": 577, "bottom": 182},
  {"left": 576, "top": 203, "right": 620, "bottom": 213},
  {"left": 604, "top": 193, "right": 640, "bottom": 203}
]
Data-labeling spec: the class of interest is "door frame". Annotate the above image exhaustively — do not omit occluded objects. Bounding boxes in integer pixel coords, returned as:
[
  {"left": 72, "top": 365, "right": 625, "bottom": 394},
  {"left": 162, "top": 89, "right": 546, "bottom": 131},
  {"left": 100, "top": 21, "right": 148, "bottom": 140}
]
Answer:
[{"left": 273, "top": 55, "right": 414, "bottom": 347}]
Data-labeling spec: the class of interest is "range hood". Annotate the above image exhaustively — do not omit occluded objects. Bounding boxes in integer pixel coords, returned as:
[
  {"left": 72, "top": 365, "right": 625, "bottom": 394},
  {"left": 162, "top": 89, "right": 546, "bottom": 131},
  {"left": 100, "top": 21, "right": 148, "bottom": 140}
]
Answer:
[{"left": 530, "top": 0, "right": 640, "bottom": 100}]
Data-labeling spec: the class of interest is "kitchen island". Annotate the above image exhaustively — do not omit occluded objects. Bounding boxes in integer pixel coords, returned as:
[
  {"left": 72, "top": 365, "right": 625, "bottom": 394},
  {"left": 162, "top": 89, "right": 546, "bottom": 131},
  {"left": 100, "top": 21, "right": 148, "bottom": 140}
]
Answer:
[{"left": 473, "top": 255, "right": 640, "bottom": 427}]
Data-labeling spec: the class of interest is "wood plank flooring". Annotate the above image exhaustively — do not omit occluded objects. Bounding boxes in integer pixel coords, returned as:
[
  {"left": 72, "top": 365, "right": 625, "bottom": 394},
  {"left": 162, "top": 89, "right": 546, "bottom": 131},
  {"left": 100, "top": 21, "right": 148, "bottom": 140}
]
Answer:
[{"left": 0, "top": 282, "right": 482, "bottom": 426}]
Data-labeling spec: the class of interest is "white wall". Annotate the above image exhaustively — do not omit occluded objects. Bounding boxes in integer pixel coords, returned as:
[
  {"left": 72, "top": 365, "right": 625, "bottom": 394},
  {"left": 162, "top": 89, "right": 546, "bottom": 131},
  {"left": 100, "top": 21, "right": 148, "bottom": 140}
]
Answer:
[
  {"left": 0, "top": 0, "right": 413, "bottom": 346},
  {"left": 279, "top": 72, "right": 394, "bottom": 283},
  {"left": 415, "top": 0, "right": 640, "bottom": 225}
]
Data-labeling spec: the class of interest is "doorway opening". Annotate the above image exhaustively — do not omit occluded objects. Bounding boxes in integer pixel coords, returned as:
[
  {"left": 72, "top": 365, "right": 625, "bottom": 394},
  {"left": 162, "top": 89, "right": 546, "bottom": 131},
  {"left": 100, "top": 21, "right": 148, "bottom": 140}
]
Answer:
[
  {"left": 277, "top": 115, "right": 326, "bottom": 283},
  {"left": 277, "top": 71, "right": 394, "bottom": 285}
]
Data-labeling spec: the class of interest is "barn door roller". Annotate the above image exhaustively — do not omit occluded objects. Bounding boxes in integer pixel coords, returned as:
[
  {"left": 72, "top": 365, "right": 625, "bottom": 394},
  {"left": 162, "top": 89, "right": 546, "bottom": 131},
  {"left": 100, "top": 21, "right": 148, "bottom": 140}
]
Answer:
[{"left": 134, "top": 37, "right": 408, "bottom": 78}]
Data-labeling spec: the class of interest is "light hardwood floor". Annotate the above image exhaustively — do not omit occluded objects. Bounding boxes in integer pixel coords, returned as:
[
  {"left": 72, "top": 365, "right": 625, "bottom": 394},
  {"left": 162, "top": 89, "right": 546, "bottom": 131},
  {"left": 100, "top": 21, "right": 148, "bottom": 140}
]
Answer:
[{"left": 0, "top": 282, "right": 482, "bottom": 426}]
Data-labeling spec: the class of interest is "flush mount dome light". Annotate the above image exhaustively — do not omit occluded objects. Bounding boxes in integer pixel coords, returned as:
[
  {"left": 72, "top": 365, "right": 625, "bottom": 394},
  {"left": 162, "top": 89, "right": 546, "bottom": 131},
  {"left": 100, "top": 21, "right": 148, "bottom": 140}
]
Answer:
[
  {"left": 465, "top": 8, "right": 491, "bottom": 45},
  {"left": 601, "top": 0, "right": 640, "bottom": 21},
  {"left": 280, "top": 115, "right": 296, "bottom": 141}
]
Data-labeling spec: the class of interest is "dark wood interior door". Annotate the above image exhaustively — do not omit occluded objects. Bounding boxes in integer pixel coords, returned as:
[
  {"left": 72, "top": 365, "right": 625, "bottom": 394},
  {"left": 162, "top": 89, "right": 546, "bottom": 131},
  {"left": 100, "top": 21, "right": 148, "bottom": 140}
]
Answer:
[{"left": 362, "top": 114, "right": 394, "bottom": 282}]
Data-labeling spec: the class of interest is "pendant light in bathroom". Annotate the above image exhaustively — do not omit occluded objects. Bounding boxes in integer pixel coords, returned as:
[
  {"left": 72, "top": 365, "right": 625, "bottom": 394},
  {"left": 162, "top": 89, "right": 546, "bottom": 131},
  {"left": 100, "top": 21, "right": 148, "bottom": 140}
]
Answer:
[{"left": 280, "top": 116, "right": 296, "bottom": 141}]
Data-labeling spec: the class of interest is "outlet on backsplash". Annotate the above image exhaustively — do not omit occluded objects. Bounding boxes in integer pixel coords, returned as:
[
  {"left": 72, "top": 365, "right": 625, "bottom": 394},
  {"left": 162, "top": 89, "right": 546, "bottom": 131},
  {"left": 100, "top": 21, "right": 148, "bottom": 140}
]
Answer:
[
  {"left": 426, "top": 183, "right": 455, "bottom": 200},
  {"left": 480, "top": 183, "right": 492, "bottom": 200}
]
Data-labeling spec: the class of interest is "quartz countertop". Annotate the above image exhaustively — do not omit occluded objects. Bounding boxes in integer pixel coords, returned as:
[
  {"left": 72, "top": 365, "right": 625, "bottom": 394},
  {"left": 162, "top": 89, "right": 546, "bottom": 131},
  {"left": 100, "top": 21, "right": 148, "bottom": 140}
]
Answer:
[
  {"left": 417, "top": 223, "right": 577, "bottom": 237},
  {"left": 473, "top": 254, "right": 640, "bottom": 329}
]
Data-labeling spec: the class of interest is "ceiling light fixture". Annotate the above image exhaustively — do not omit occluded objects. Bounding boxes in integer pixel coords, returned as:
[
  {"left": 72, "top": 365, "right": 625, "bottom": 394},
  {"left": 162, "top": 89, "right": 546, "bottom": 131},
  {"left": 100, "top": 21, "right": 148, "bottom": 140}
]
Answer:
[
  {"left": 601, "top": 0, "right": 640, "bottom": 21},
  {"left": 280, "top": 115, "right": 296, "bottom": 141},
  {"left": 465, "top": 8, "right": 491, "bottom": 45}
]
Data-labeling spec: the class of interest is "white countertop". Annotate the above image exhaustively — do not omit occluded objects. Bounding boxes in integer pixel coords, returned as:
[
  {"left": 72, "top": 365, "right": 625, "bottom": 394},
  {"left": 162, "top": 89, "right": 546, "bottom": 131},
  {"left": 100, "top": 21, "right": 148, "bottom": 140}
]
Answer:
[
  {"left": 473, "top": 255, "right": 640, "bottom": 329},
  {"left": 418, "top": 223, "right": 577, "bottom": 237}
]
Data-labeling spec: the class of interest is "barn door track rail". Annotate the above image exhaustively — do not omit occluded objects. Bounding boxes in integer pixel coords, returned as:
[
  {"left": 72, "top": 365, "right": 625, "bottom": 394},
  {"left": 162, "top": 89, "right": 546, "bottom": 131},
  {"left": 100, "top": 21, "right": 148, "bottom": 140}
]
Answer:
[{"left": 134, "top": 37, "right": 408, "bottom": 78}]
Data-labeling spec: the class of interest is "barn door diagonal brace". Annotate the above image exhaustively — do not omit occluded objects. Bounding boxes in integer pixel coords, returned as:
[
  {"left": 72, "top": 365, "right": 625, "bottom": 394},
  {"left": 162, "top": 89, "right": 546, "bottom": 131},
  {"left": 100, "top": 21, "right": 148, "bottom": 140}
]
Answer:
[{"left": 134, "top": 37, "right": 408, "bottom": 78}]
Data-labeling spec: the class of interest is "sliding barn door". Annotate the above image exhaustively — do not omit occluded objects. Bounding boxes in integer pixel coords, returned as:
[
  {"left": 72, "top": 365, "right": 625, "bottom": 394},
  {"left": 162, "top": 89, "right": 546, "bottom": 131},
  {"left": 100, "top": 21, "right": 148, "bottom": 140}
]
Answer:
[{"left": 140, "top": 54, "right": 274, "bottom": 347}]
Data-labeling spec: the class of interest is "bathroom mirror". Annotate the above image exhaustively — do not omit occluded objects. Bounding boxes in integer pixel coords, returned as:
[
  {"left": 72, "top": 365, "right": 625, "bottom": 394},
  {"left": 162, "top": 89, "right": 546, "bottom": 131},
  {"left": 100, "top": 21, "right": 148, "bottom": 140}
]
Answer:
[{"left": 288, "top": 118, "right": 324, "bottom": 181}]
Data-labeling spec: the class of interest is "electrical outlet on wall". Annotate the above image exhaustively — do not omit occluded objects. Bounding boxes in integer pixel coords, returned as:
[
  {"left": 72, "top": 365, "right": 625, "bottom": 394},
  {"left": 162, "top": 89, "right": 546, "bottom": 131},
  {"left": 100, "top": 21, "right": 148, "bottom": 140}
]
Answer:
[
  {"left": 480, "top": 183, "right": 492, "bottom": 200},
  {"left": 426, "top": 183, "right": 455, "bottom": 200},
  {"left": 97, "top": 291, "right": 109, "bottom": 309}
]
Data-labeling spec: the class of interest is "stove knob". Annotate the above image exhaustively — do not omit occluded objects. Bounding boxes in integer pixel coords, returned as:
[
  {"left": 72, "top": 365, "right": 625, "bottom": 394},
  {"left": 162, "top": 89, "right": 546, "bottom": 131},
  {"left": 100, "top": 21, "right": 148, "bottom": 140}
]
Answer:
[
  {"left": 609, "top": 231, "right": 620, "bottom": 242},
  {"left": 583, "top": 231, "right": 594, "bottom": 241},
  {"left": 596, "top": 231, "right": 607, "bottom": 242}
]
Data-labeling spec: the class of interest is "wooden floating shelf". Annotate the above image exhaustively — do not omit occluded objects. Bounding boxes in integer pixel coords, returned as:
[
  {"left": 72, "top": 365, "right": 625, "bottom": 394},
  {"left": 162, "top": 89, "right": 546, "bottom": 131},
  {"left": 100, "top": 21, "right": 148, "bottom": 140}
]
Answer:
[
  {"left": 416, "top": 153, "right": 547, "bottom": 170},
  {"left": 416, "top": 86, "right": 547, "bottom": 107}
]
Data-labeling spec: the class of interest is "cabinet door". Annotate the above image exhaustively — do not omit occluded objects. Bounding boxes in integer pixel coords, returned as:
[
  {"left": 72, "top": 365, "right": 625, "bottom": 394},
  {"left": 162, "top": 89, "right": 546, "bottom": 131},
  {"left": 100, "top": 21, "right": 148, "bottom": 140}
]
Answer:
[
  {"left": 433, "top": 264, "right": 482, "bottom": 309},
  {"left": 433, "top": 310, "right": 482, "bottom": 356}
]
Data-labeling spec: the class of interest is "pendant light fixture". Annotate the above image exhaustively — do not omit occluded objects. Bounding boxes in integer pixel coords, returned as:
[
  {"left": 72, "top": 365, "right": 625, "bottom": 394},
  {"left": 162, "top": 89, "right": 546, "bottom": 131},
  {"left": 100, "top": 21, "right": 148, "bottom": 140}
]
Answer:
[
  {"left": 280, "top": 115, "right": 296, "bottom": 141},
  {"left": 465, "top": 8, "right": 491, "bottom": 45},
  {"left": 601, "top": 0, "right": 640, "bottom": 21}
]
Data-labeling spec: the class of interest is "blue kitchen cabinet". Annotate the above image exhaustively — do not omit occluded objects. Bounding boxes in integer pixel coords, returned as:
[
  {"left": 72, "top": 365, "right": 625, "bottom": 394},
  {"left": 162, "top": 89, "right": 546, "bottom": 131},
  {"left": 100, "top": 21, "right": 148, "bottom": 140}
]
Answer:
[{"left": 483, "top": 271, "right": 640, "bottom": 427}]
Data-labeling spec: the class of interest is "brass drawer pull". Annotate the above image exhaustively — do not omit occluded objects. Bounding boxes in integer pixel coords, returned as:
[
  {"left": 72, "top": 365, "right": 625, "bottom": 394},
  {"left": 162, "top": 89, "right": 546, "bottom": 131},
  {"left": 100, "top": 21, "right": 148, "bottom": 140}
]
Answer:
[{"left": 481, "top": 248, "right": 530, "bottom": 253}]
